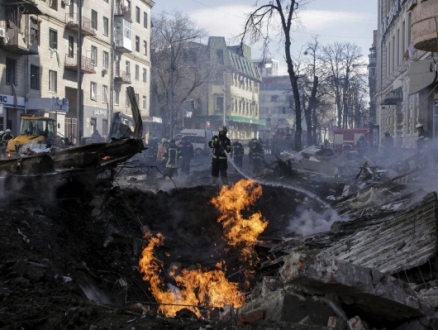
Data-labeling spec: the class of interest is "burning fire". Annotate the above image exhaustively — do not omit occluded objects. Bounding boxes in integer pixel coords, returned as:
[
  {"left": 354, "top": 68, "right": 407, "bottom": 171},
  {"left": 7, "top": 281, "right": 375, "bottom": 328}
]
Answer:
[
  {"left": 211, "top": 179, "right": 268, "bottom": 264},
  {"left": 138, "top": 179, "right": 266, "bottom": 318}
]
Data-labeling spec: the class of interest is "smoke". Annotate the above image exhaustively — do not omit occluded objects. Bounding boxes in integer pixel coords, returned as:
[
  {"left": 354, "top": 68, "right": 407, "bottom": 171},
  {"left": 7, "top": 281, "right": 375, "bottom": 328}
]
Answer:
[{"left": 287, "top": 207, "right": 349, "bottom": 238}]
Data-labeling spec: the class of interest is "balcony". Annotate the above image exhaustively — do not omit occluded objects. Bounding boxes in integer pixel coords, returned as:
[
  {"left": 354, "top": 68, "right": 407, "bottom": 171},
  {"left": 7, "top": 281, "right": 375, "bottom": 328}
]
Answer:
[
  {"left": 411, "top": 0, "right": 438, "bottom": 52},
  {"left": 65, "top": 14, "right": 96, "bottom": 37},
  {"left": 114, "top": 69, "right": 131, "bottom": 84},
  {"left": 114, "top": 5, "right": 132, "bottom": 22},
  {"left": 3, "top": 0, "right": 41, "bottom": 14},
  {"left": 0, "top": 27, "right": 38, "bottom": 55},
  {"left": 64, "top": 54, "right": 96, "bottom": 74}
]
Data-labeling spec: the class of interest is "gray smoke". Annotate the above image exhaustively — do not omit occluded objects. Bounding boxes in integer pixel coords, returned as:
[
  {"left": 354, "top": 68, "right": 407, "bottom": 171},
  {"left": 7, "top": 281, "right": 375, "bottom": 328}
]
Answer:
[{"left": 287, "top": 207, "right": 348, "bottom": 237}]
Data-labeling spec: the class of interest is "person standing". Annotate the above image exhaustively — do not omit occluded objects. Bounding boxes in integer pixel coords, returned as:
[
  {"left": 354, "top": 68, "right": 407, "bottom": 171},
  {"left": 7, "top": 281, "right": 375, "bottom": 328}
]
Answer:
[
  {"left": 248, "top": 138, "right": 265, "bottom": 175},
  {"left": 356, "top": 135, "right": 368, "bottom": 155},
  {"left": 178, "top": 136, "right": 194, "bottom": 175},
  {"left": 381, "top": 131, "right": 394, "bottom": 155},
  {"left": 208, "top": 126, "right": 231, "bottom": 186},
  {"left": 416, "top": 123, "right": 430, "bottom": 152},
  {"left": 231, "top": 140, "right": 244, "bottom": 170},
  {"left": 157, "top": 139, "right": 168, "bottom": 170},
  {"left": 162, "top": 139, "right": 181, "bottom": 179}
]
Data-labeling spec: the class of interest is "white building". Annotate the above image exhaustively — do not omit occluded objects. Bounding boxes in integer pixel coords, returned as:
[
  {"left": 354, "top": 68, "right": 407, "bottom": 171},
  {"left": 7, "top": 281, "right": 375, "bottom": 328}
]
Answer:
[{"left": 0, "top": 0, "right": 154, "bottom": 143}]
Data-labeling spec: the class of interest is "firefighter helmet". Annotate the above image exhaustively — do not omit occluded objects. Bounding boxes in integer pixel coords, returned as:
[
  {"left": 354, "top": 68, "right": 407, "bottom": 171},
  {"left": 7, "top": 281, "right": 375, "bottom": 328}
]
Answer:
[{"left": 219, "top": 126, "right": 228, "bottom": 133}]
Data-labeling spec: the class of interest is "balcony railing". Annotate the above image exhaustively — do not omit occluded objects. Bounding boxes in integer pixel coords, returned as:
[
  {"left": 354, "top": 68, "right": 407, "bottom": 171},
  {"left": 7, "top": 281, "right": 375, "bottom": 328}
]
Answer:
[
  {"left": 114, "top": 69, "right": 131, "bottom": 84},
  {"left": 65, "top": 14, "right": 96, "bottom": 36},
  {"left": 64, "top": 54, "right": 96, "bottom": 74},
  {"left": 0, "top": 27, "right": 38, "bottom": 55},
  {"left": 114, "top": 5, "right": 131, "bottom": 21}
]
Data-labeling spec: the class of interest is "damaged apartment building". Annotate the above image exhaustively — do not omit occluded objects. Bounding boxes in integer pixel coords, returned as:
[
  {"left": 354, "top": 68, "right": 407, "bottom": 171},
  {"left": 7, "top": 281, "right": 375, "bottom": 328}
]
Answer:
[
  {"left": 375, "top": 0, "right": 438, "bottom": 150},
  {"left": 0, "top": 0, "right": 154, "bottom": 144}
]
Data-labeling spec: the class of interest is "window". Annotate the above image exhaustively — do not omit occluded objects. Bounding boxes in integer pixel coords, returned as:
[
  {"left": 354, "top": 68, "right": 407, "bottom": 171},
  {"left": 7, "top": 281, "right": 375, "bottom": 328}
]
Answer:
[
  {"left": 102, "top": 51, "right": 109, "bottom": 70},
  {"left": 136, "top": 7, "right": 140, "bottom": 23},
  {"left": 91, "top": 10, "right": 98, "bottom": 30},
  {"left": 215, "top": 96, "right": 224, "bottom": 111},
  {"left": 49, "top": 70, "right": 57, "bottom": 92},
  {"left": 49, "top": 29, "right": 57, "bottom": 49},
  {"left": 143, "top": 12, "right": 148, "bottom": 28},
  {"left": 102, "top": 85, "right": 108, "bottom": 104},
  {"left": 135, "top": 65, "right": 139, "bottom": 80},
  {"left": 142, "top": 96, "right": 146, "bottom": 110},
  {"left": 271, "top": 95, "right": 279, "bottom": 102},
  {"left": 114, "top": 88, "right": 120, "bottom": 105},
  {"left": 91, "top": 46, "right": 97, "bottom": 66},
  {"left": 143, "top": 68, "right": 147, "bottom": 82},
  {"left": 30, "top": 65, "right": 40, "bottom": 90},
  {"left": 90, "top": 82, "right": 97, "bottom": 100},
  {"left": 135, "top": 36, "right": 140, "bottom": 52},
  {"left": 103, "top": 17, "right": 109, "bottom": 36},
  {"left": 68, "top": 36, "right": 74, "bottom": 57},
  {"left": 125, "top": 60, "right": 130, "bottom": 74},
  {"left": 143, "top": 40, "right": 147, "bottom": 56},
  {"left": 49, "top": 0, "right": 58, "bottom": 10},
  {"left": 6, "top": 58, "right": 16, "bottom": 85},
  {"left": 135, "top": 93, "right": 139, "bottom": 104}
]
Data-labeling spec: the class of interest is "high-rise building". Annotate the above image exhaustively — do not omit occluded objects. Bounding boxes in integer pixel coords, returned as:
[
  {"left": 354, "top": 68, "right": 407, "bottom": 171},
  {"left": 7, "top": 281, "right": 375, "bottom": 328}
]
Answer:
[{"left": 0, "top": 0, "right": 153, "bottom": 144}]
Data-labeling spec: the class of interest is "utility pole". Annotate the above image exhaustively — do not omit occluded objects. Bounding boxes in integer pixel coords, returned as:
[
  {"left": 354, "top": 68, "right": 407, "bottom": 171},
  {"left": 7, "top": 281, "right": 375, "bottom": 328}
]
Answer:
[
  {"left": 169, "top": 44, "right": 175, "bottom": 138},
  {"left": 77, "top": 0, "right": 83, "bottom": 145},
  {"left": 222, "top": 70, "right": 226, "bottom": 126}
]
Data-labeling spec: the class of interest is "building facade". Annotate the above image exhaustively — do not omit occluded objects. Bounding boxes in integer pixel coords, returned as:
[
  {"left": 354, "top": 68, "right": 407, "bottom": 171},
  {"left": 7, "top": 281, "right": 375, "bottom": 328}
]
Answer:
[
  {"left": 185, "top": 37, "right": 264, "bottom": 141},
  {"left": 0, "top": 0, "right": 153, "bottom": 143},
  {"left": 375, "top": 0, "right": 436, "bottom": 150}
]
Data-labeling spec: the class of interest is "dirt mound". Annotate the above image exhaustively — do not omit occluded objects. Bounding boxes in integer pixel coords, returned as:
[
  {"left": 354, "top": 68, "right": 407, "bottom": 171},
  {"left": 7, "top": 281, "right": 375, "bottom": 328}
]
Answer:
[{"left": 0, "top": 180, "right": 321, "bottom": 329}]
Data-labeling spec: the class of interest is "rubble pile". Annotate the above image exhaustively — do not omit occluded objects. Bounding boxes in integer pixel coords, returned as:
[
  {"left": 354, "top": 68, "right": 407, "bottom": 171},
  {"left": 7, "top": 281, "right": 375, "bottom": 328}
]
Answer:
[{"left": 3, "top": 143, "right": 438, "bottom": 329}]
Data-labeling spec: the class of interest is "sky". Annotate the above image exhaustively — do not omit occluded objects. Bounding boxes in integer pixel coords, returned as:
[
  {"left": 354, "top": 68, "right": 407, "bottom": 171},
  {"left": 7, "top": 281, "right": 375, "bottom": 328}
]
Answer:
[{"left": 152, "top": 0, "right": 377, "bottom": 74}]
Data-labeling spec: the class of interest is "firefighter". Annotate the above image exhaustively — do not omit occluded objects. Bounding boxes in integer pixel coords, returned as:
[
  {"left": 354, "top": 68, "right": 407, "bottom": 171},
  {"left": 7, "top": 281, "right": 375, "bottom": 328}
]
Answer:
[
  {"left": 178, "top": 136, "right": 194, "bottom": 175},
  {"left": 208, "top": 126, "right": 231, "bottom": 186},
  {"left": 231, "top": 140, "right": 244, "bottom": 170},
  {"left": 381, "top": 131, "right": 394, "bottom": 155},
  {"left": 416, "top": 123, "right": 430, "bottom": 152},
  {"left": 162, "top": 139, "right": 181, "bottom": 179},
  {"left": 248, "top": 138, "right": 265, "bottom": 175},
  {"left": 157, "top": 138, "right": 168, "bottom": 170},
  {"left": 356, "top": 135, "right": 368, "bottom": 155}
]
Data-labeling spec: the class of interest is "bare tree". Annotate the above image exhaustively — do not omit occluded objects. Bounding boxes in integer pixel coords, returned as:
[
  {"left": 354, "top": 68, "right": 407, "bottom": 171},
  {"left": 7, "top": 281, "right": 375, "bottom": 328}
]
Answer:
[
  {"left": 151, "top": 11, "right": 210, "bottom": 137},
  {"left": 241, "top": 0, "right": 308, "bottom": 151},
  {"left": 320, "top": 42, "right": 365, "bottom": 128}
]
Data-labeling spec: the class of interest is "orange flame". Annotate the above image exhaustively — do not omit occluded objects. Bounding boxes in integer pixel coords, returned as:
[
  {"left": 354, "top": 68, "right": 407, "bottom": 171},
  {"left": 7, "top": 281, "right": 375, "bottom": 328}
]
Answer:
[
  {"left": 138, "top": 179, "right": 266, "bottom": 318},
  {"left": 211, "top": 179, "right": 268, "bottom": 264},
  {"left": 139, "top": 232, "right": 244, "bottom": 317}
]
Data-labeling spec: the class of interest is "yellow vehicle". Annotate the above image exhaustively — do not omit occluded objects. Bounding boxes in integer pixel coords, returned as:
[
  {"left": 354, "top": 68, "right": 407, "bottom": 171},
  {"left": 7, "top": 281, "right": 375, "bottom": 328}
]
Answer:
[{"left": 6, "top": 116, "right": 56, "bottom": 157}]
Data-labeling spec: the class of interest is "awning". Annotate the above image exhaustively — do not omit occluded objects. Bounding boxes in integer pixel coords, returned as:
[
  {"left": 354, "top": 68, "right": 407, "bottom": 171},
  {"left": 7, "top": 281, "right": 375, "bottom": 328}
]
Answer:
[
  {"left": 408, "top": 58, "right": 437, "bottom": 95},
  {"left": 192, "top": 115, "right": 266, "bottom": 126}
]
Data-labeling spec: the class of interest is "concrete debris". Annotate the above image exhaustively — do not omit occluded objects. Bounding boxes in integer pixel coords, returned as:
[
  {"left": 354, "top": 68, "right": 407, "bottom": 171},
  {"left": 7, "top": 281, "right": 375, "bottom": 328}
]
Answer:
[
  {"left": 318, "top": 192, "right": 438, "bottom": 275},
  {"left": 279, "top": 253, "right": 424, "bottom": 324},
  {"left": 238, "top": 289, "right": 334, "bottom": 326}
]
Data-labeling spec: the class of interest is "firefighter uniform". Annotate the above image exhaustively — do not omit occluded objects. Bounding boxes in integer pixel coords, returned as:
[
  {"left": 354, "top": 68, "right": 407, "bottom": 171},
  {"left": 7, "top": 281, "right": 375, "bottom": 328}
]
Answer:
[
  {"left": 163, "top": 139, "right": 181, "bottom": 178},
  {"left": 231, "top": 140, "right": 244, "bottom": 170},
  {"left": 208, "top": 126, "right": 231, "bottom": 186},
  {"left": 249, "top": 139, "right": 264, "bottom": 175}
]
